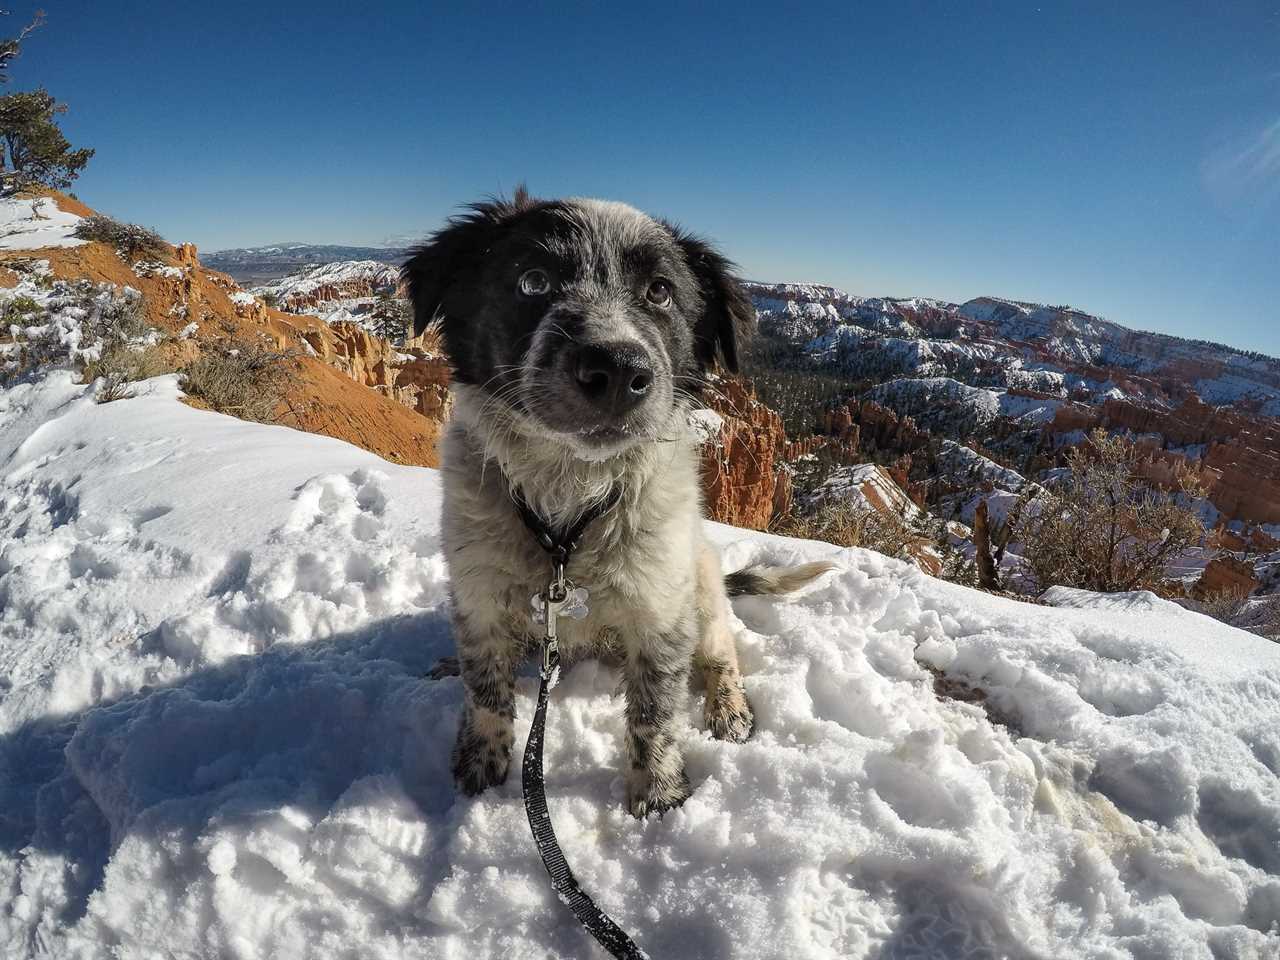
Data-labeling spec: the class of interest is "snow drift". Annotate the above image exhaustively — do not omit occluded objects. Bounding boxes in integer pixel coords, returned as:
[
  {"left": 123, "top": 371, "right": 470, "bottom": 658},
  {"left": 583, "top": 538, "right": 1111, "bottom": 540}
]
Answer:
[
  {"left": 0, "top": 196, "right": 86, "bottom": 252},
  {"left": 1, "top": 370, "right": 1279, "bottom": 958}
]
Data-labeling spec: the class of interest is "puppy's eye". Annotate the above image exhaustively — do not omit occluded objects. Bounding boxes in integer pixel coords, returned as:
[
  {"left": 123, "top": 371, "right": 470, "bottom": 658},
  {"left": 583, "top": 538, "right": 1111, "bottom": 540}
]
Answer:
[
  {"left": 518, "top": 268, "right": 552, "bottom": 297},
  {"left": 646, "top": 279, "right": 672, "bottom": 307}
]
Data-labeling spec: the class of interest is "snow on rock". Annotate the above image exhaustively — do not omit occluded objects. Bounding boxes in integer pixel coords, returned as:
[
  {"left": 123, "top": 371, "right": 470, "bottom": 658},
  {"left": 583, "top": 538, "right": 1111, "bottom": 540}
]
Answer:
[
  {"left": 806, "top": 462, "right": 920, "bottom": 519},
  {"left": 1, "top": 369, "right": 1279, "bottom": 958},
  {"left": 132, "top": 260, "right": 184, "bottom": 280},
  {"left": 866, "top": 377, "right": 1002, "bottom": 432},
  {"left": 803, "top": 325, "right": 1003, "bottom": 380},
  {"left": 937, "top": 440, "right": 1030, "bottom": 494},
  {"left": 686, "top": 407, "right": 725, "bottom": 444},
  {"left": 0, "top": 196, "right": 87, "bottom": 251},
  {"left": 997, "top": 390, "right": 1064, "bottom": 424},
  {"left": 250, "top": 260, "right": 400, "bottom": 309}
]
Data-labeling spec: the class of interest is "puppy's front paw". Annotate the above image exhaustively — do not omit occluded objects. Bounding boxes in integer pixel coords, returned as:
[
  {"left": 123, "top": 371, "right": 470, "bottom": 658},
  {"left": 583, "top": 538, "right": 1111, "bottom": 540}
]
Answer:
[
  {"left": 705, "top": 682, "right": 754, "bottom": 743},
  {"left": 452, "top": 719, "right": 511, "bottom": 796},
  {"left": 626, "top": 765, "right": 691, "bottom": 818}
]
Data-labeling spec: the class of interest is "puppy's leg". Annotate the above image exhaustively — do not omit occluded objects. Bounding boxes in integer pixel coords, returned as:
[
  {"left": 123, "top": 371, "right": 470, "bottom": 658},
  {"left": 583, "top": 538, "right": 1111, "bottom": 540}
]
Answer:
[
  {"left": 694, "top": 542, "right": 754, "bottom": 743},
  {"left": 624, "top": 629, "right": 694, "bottom": 817},
  {"left": 451, "top": 608, "right": 518, "bottom": 796}
]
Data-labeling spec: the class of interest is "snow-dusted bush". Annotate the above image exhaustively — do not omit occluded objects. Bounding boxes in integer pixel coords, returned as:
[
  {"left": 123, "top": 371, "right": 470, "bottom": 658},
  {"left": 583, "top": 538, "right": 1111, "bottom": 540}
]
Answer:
[
  {"left": 181, "top": 339, "right": 296, "bottom": 423},
  {"left": 79, "top": 318, "right": 171, "bottom": 402},
  {"left": 1, "top": 291, "right": 39, "bottom": 327},
  {"left": 72, "top": 214, "right": 167, "bottom": 259},
  {"left": 0, "top": 272, "right": 165, "bottom": 394},
  {"left": 66, "top": 287, "right": 171, "bottom": 402},
  {"left": 1016, "top": 429, "right": 1205, "bottom": 594},
  {"left": 82, "top": 287, "right": 149, "bottom": 343}
]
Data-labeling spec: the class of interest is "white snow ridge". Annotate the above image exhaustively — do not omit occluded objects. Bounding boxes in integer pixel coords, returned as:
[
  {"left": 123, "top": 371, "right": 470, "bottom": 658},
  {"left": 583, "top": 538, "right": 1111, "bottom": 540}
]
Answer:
[
  {"left": 0, "top": 196, "right": 87, "bottom": 251},
  {"left": 1, "top": 369, "right": 1279, "bottom": 957}
]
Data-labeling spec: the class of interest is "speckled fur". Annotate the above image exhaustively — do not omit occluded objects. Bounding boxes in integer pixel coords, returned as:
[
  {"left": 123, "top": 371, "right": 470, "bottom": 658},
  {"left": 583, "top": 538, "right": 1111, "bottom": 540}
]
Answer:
[
  {"left": 404, "top": 193, "right": 818, "bottom": 815},
  {"left": 443, "top": 386, "right": 732, "bottom": 814}
]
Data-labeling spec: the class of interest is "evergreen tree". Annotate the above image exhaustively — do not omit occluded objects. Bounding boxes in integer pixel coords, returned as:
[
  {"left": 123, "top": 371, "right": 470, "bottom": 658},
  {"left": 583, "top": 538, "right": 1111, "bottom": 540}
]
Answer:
[
  {"left": 0, "top": 12, "right": 93, "bottom": 191},
  {"left": 0, "top": 88, "right": 92, "bottom": 189},
  {"left": 369, "top": 291, "right": 409, "bottom": 344}
]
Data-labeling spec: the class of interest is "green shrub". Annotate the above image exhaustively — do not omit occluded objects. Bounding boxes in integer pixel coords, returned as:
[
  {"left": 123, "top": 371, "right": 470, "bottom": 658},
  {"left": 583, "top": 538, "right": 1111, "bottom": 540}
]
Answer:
[
  {"left": 2, "top": 293, "right": 41, "bottom": 326},
  {"left": 72, "top": 215, "right": 167, "bottom": 259}
]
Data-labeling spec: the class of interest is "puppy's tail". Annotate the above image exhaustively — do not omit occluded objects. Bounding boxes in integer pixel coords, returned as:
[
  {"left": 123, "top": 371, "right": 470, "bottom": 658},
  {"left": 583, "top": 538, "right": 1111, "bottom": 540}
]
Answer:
[{"left": 724, "top": 560, "right": 836, "bottom": 598}]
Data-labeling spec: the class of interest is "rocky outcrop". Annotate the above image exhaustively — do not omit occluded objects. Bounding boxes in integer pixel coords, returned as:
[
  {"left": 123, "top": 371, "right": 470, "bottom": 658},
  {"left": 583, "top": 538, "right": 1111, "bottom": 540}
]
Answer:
[
  {"left": 1045, "top": 393, "right": 1280, "bottom": 527},
  {"left": 1202, "top": 441, "right": 1280, "bottom": 525},
  {"left": 1194, "top": 555, "right": 1259, "bottom": 600},
  {"left": 807, "top": 397, "right": 927, "bottom": 471},
  {"left": 806, "top": 463, "right": 943, "bottom": 575},
  {"left": 1101, "top": 394, "right": 1248, "bottom": 447},
  {"left": 1, "top": 199, "right": 448, "bottom": 467},
  {"left": 301, "top": 321, "right": 453, "bottom": 423},
  {"left": 252, "top": 261, "right": 401, "bottom": 312},
  {"left": 1049, "top": 403, "right": 1096, "bottom": 433},
  {"left": 698, "top": 377, "right": 792, "bottom": 529}
]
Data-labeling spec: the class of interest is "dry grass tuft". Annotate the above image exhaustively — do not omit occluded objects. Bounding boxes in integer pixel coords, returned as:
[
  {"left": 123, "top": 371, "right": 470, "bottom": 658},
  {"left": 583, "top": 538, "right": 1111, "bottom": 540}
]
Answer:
[
  {"left": 181, "top": 340, "right": 297, "bottom": 423},
  {"left": 771, "top": 499, "right": 910, "bottom": 558}
]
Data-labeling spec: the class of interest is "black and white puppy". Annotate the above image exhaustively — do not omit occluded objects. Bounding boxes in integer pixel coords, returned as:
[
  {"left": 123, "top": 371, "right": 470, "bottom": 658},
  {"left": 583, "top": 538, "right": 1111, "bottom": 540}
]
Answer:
[{"left": 404, "top": 189, "right": 829, "bottom": 816}]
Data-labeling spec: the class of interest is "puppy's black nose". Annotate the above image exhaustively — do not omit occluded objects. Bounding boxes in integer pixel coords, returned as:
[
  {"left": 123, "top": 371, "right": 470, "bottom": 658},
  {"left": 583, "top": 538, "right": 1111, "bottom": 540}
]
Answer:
[{"left": 573, "top": 342, "right": 654, "bottom": 414}]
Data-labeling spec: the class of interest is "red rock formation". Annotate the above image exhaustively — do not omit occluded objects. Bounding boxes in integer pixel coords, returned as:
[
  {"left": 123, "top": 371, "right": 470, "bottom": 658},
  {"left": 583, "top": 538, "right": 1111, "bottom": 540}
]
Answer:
[
  {"left": 1202, "top": 441, "right": 1280, "bottom": 525},
  {"left": 302, "top": 321, "right": 453, "bottom": 423},
  {"left": 268, "top": 264, "right": 402, "bottom": 312},
  {"left": 1194, "top": 556, "right": 1259, "bottom": 599},
  {"left": 888, "top": 454, "right": 927, "bottom": 506},
  {"left": 1100, "top": 394, "right": 1248, "bottom": 447},
  {"left": 783, "top": 435, "right": 826, "bottom": 459},
  {"left": 1251, "top": 528, "right": 1280, "bottom": 552},
  {"left": 1049, "top": 403, "right": 1098, "bottom": 433},
  {"left": 855, "top": 399, "right": 924, "bottom": 451},
  {"left": 1047, "top": 393, "right": 1280, "bottom": 526},
  {"left": 1210, "top": 527, "right": 1242, "bottom": 551},
  {"left": 699, "top": 377, "right": 791, "bottom": 529}
]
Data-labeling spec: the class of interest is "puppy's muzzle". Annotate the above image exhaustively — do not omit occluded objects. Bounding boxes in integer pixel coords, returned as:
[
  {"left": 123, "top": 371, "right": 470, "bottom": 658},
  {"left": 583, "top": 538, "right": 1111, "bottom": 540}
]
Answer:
[{"left": 572, "top": 342, "right": 654, "bottom": 416}]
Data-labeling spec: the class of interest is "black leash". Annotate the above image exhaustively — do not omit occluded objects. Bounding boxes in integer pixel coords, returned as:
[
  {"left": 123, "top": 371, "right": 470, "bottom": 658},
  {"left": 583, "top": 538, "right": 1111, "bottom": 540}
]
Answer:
[{"left": 510, "top": 485, "right": 648, "bottom": 960}]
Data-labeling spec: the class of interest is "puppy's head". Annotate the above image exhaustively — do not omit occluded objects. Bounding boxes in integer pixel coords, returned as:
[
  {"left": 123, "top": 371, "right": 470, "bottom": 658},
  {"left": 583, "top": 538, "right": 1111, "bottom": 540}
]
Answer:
[{"left": 402, "top": 188, "right": 753, "bottom": 457}]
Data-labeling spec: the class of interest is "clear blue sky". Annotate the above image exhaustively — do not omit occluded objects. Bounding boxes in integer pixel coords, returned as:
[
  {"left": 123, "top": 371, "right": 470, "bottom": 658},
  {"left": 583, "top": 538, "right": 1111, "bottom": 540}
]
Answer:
[{"left": 18, "top": 1, "right": 1280, "bottom": 355}]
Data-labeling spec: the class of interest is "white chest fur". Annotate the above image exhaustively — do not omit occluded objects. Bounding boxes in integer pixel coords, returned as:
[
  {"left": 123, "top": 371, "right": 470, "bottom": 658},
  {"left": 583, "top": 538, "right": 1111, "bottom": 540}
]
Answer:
[{"left": 439, "top": 389, "right": 705, "bottom": 655}]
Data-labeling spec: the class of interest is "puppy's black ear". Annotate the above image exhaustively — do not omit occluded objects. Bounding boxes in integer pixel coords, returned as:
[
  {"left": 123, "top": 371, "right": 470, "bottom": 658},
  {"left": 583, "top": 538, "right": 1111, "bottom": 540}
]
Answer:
[
  {"left": 400, "top": 185, "right": 538, "bottom": 339},
  {"left": 673, "top": 231, "right": 754, "bottom": 374},
  {"left": 402, "top": 219, "right": 484, "bottom": 340}
]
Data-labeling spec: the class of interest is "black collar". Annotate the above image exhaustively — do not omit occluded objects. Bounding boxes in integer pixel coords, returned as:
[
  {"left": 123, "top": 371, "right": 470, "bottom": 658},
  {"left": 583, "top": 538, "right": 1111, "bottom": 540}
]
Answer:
[{"left": 509, "top": 485, "right": 622, "bottom": 570}]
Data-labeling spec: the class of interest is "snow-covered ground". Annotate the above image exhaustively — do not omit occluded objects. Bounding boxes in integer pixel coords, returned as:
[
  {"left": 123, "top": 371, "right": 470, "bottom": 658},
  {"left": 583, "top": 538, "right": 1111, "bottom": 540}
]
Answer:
[
  {"left": 0, "top": 196, "right": 86, "bottom": 251},
  {"left": 2, "top": 366, "right": 1280, "bottom": 957}
]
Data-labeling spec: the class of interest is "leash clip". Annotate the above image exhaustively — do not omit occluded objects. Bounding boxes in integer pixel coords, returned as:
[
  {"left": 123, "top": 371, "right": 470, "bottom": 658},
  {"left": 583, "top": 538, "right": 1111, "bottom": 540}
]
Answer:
[{"left": 532, "top": 568, "right": 590, "bottom": 685}]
